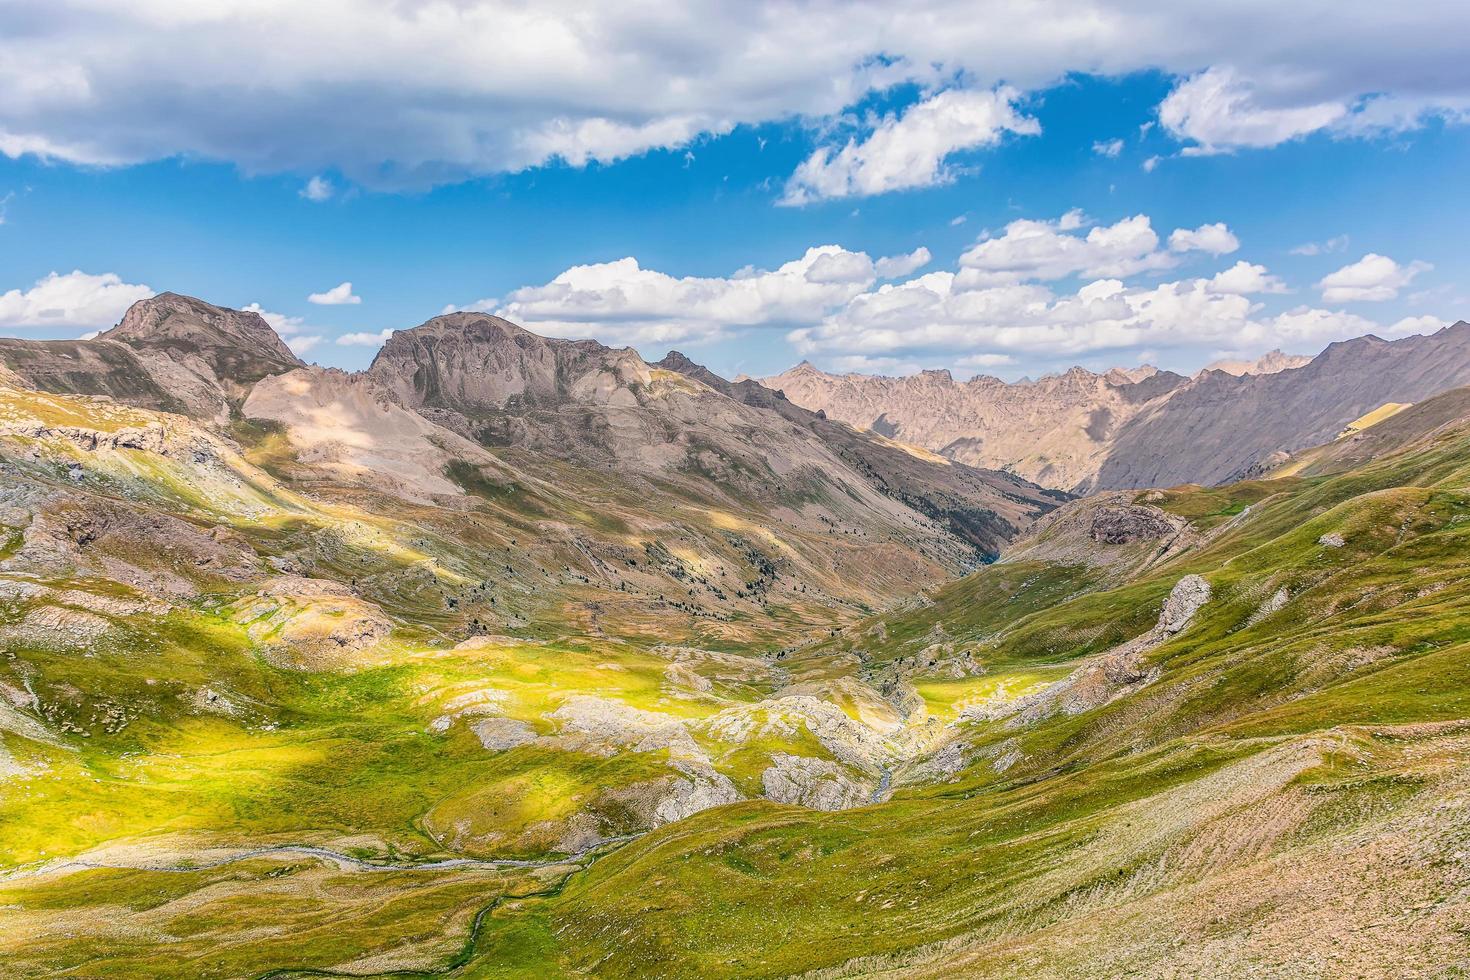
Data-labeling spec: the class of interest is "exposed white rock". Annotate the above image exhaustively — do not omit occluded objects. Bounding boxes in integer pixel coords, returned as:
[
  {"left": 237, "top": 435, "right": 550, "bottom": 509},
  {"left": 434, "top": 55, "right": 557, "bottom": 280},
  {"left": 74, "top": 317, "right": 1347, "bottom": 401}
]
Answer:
[
  {"left": 472, "top": 716, "right": 537, "bottom": 752},
  {"left": 1318, "top": 532, "right": 1346, "bottom": 548},
  {"left": 652, "top": 767, "right": 743, "bottom": 824},
  {"left": 1160, "top": 574, "right": 1212, "bottom": 634},
  {"left": 761, "top": 753, "right": 871, "bottom": 811}
]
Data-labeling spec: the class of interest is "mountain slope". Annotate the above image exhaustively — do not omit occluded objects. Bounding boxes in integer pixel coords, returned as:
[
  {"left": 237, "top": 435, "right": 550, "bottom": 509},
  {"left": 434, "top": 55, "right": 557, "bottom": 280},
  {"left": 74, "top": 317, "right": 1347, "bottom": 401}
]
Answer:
[
  {"left": 4, "top": 299, "right": 1470, "bottom": 977},
  {"left": 763, "top": 323, "right": 1470, "bottom": 494},
  {"left": 1093, "top": 321, "right": 1470, "bottom": 489},
  {"left": 451, "top": 376, "right": 1470, "bottom": 978},
  {"left": 0, "top": 293, "right": 305, "bottom": 422},
  {"left": 761, "top": 361, "right": 1190, "bottom": 490}
]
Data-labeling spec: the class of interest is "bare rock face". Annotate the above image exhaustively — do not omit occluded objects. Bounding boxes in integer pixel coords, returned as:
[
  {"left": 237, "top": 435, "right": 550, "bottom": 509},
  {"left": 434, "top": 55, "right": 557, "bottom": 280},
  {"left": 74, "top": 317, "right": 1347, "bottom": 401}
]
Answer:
[
  {"left": 1093, "top": 323, "right": 1470, "bottom": 490},
  {"left": 102, "top": 292, "right": 303, "bottom": 382},
  {"left": 1088, "top": 505, "right": 1180, "bottom": 544},
  {"left": 1200, "top": 350, "right": 1312, "bottom": 377},
  {"left": 1160, "top": 574, "right": 1212, "bottom": 634},
  {"left": 471, "top": 717, "right": 537, "bottom": 752},
  {"left": 366, "top": 313, "right": 644, "bottom": 414},
  {"left": 765, "top": 323, "right": 1470, "bottom": 492},
  {"left": 0, "top": 293, "right": 304, "bottom": 422},
  {"left": 761, "top": 753, "right": 872, "bottom": 811},
  {"left": 761, "top": 362, "right": 1189, "bottom": 491},
  {"left": 1318, "top": 532, "right": 1346, "bottom": 548}
]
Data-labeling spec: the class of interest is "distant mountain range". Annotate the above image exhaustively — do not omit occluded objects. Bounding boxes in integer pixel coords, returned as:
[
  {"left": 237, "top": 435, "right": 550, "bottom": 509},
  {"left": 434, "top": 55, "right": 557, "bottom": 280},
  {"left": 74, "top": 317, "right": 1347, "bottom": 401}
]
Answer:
[{"left": 761, "top": 323, "right": 1470, "bottom": 492}]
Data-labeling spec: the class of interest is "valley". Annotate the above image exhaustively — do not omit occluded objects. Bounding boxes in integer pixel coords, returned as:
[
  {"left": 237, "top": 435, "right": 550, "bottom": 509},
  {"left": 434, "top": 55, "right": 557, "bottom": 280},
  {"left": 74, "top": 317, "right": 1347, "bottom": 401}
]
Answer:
[{"left": 2, "top": 295, "right": 1470, "bottom": 977}]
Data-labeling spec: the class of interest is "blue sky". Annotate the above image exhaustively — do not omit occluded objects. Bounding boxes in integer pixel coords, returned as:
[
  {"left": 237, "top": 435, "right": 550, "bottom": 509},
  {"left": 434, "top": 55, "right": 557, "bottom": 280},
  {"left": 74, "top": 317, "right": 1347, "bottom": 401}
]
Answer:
[{"left": 2, "top": 3, "right": 1468, "bottom": 381}]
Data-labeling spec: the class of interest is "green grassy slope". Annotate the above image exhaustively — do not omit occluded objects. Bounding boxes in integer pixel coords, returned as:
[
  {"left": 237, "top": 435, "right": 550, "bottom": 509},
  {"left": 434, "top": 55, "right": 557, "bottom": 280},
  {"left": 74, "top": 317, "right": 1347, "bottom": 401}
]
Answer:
[{"left": 5, "top": 385, "right": 1470, "bottom": 977}]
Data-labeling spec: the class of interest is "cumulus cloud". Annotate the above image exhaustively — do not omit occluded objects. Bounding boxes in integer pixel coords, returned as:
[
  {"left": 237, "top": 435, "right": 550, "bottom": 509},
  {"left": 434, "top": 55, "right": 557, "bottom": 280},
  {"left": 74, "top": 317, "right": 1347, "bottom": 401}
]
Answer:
[
  {"left": 308, "top": 281, "right": 361, "bottom": 305},
  {"left": 1159, "top": 67, "right": 1347, "bottom": 154},
  {"left": 337, "top": 328, "right": 396, "bottom": 346},
  {"left": 1092, "top": 138, "right": 1124, "bottom": 158},
  {"left": 1168, "top": 222, "right": 1239, "bottom": 255},
  {"left": 1207, "top": 261, "right": 1287, "bottom": 295},
  {"left": 1318, "top": 254, "right": 1431, "bottom": 302},
  {"left": 489, "top": 245, "right": 885, "bottom": 346},
  {"left": 0, "top": 270, "right": 153, "bottom": 329},
  {"left": 0, "top": 4, "right": 1466, "bottom": 188},
  {"left": 956, "top": 213, "right": 1234, "bottom": 285},
  {"left": 875, "top": 247, "right": 932, "bottom": 279},
  {"left": 242, "top": 302, "right": 324, "bottom": 355},
  {"left": 780, "top": 87, "right": 1039, "bottom": 205},
  {"left": 786, "top": 267, "right": 1392, "bottom": 368},
  {"left": 1159, "top": 65, "right": 1470, "bottom": 155}
]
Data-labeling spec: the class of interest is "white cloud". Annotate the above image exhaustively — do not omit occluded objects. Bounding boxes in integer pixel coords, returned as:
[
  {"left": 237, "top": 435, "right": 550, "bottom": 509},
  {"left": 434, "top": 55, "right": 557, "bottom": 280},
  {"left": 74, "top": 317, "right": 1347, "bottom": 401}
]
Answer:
[
  {"left": 1168, "top": 222, "right": 1239, "bottom": 255},
  {"left": 0, "top": 4, "right": 1467, "bottom": 188},
  {"left": 337, "top": 328, "right": 395, "bottom": 346},
  {"left": 1290, "top": 235, "right": 1349, "bottom": 256},
  {"left": 875, "top": 247, "right": 932, "bottom": 279},
  {"left": 1141, "top": 155, "right": 1162, "bottom": 173},
  {"left": 1159, "top": 65, "right": 1470, "bottom": 155},
  {"left": 518, "top": 114, "right": 730, "bottom": 169},
  {"left": 308, "top": 281, "right": 361, "bottom": 305},
  {"left": 1092, "top": 138, "right": 1124, "bottom": 158},
  {"left": 779, "top": 87, "right": 1039, "bottom": 205},
  {"left": 1382, "top": 315, "right": 1445, "bottom": 337},
  {"left": 1318, "top": 253, "right": 1430, "bottom": 302},
  {"left": 0, "top": 270, "right": 153, "bottom": 328},
  {"left": 1159, "top": 67, "right": 1347, "bottom": 154},
  {"left": 787, "top": 266, "right": 1392, "bottom": 368},
  {"left": 956, "top": 213, "right": 1230, "bottom": 284},
  {"left": 489, "top": 245, "right": 884, "bottom": 346},
  {"left": 300, "top": 176, "right": 334, "bottom": 202},
  {"left": 956, "top": 352, "right": 1015, "bottom": 369},
  {"left": 283, "top": 334, "right": 323, "bottom": 355},
  {"left": 242, "top": 302, "right": 325, "bottom": 355},
  {"left": 1207, "top": 261, "right": 1286, "bottom": 295},
  {"left": 949, "top": 215, "right": 968, "bottom": 227}
]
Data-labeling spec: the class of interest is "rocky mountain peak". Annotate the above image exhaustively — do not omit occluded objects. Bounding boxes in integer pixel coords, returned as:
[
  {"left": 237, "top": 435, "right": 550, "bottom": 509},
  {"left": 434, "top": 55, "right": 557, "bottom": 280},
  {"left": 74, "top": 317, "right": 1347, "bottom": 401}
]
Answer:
[
  {"left": 103, "top": 292, "right": 303, "bottom": 379},
  {"left": 367, "top": 311, "right": 649, "bottom": 413}
]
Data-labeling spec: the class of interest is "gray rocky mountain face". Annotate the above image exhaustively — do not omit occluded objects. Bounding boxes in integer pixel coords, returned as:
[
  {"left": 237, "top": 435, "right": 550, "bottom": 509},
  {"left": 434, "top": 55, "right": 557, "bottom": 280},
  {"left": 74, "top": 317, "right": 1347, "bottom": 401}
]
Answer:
[
  {"left": 763, "top": 322, "right": 1470, "bottom": 492},
  {"left": 0, "top": 293, "right": 305, "bottom": 422},
  {"left": 0, "top": 295, "right": 1061, "bottom": 568},
  {"left": 1091, "top": 324, "right": 1470, "bottom": 489}
]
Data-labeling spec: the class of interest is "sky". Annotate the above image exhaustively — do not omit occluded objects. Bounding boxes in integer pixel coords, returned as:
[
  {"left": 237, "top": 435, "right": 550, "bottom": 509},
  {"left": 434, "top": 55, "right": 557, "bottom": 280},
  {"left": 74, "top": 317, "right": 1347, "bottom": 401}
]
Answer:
[{"left": 2, "top": 2, "right": 1468, "bottom": 381}]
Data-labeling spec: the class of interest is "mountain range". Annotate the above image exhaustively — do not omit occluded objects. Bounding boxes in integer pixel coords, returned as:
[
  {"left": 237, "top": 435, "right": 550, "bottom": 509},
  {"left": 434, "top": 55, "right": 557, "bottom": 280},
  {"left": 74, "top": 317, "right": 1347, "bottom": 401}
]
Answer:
[
  {"left": 762, "top": 323, "right": 1470, "bottom": 492},
  {"left": 5, "top": 293, "right": 1470, "bottom": 977}
]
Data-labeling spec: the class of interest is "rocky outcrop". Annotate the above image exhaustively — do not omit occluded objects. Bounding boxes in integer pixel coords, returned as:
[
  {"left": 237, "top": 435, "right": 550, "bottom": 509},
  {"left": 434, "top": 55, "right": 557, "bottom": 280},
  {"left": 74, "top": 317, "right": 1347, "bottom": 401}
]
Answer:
[
  {"left": 471, "top": 717, "right": 538, "bottom": 751},
  {"left": 761, "top": 753, "right": 872, "bottom": 811},
  {"left": 231, "top": 576, "right": 394, "bottom": 669},
  {"left": 1004, "top": 491, "right": 1195, "bottom": 577},
  {"left": 1088, "top": 505, "right": 1180, "bottom": 544},
  {"left": 1159, "top": 574, "right": 1212, "bottom": 634},
  {"left": 1011, "top": 574, "right": 1212, "bottom": 723}
]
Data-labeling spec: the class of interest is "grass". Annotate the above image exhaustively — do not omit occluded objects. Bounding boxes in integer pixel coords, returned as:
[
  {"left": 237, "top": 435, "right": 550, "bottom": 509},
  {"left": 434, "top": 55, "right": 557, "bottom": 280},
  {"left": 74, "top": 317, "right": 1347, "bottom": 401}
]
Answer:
[{"left": 6, "top": 380, "right": 1470, "bottom": 977}]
